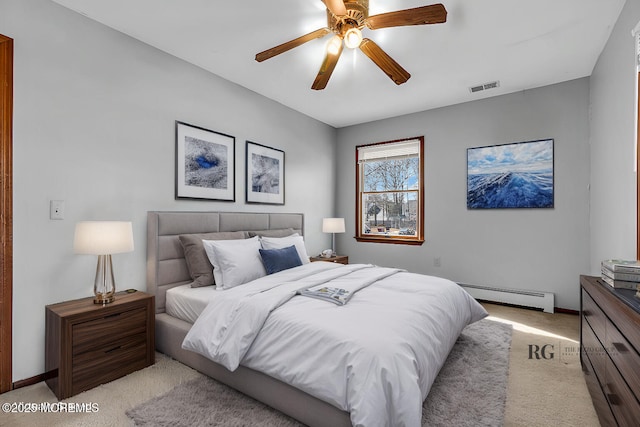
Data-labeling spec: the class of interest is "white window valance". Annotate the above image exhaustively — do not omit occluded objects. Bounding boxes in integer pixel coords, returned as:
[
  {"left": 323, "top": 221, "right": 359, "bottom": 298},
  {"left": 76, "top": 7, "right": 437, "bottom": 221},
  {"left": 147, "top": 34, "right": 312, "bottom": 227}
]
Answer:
[
  {"left": 357, "top": 139, "right": 420, "bottom": 163},
  {"left": 633, "top": 20, "right": 640, "bottom": 69}
]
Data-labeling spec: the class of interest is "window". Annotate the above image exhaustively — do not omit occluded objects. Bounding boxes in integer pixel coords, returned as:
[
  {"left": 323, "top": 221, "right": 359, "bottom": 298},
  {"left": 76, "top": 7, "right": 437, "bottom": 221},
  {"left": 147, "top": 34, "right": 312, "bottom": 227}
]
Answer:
[{"left": 356, "top": 137, "right": 424, "bottom": 245}]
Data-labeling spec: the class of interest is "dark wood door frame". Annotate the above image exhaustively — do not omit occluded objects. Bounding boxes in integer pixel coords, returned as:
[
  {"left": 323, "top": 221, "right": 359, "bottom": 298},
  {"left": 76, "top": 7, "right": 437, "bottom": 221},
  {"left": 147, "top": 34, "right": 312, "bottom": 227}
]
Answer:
[{"left": 0, "top": 34, "right": 13, "bottom": 394}]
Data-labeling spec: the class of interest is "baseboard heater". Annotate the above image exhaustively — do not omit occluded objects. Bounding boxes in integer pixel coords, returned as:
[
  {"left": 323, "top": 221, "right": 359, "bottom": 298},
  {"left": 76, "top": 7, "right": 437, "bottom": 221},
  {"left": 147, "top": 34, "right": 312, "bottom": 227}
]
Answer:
[{"left": 458, "top": 282, "right": 555, "bottom": 314}]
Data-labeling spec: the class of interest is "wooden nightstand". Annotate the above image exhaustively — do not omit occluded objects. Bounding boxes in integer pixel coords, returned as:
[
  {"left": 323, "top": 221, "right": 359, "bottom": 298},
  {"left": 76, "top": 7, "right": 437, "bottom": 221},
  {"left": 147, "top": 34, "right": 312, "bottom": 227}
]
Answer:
[
  {"left": 45, "top": 291, "right": 155, "bottom": 400},
  {"left": 310, "top": 255, "right": 349, "bottom": 265}
]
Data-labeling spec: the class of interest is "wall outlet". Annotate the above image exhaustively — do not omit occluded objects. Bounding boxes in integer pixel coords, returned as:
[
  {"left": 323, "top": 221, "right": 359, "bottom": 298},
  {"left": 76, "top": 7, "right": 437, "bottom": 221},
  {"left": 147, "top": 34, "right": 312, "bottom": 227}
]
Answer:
[
  {"left": 50, "top": 200, "right": 65, "bottom": 220},
  {"left": 434, "top": 257, "right": 441, "bottom": 267}
]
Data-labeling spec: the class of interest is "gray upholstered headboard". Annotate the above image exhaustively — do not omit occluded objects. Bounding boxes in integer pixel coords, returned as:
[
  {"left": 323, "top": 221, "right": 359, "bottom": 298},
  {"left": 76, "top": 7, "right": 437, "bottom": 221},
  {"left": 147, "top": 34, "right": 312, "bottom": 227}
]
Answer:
[{"left": 147, "top": 211, "right": 304, "bottom": 313}]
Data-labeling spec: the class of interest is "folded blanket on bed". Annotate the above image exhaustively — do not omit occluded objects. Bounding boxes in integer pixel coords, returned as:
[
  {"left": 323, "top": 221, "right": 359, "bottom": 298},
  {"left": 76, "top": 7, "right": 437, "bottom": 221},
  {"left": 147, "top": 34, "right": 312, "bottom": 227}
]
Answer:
[
  {"left": 298, "top": 266, "right": 402, "bottom": 305},
  {"left": 298, "top": 286, "right": 353, "bottom": 305}
]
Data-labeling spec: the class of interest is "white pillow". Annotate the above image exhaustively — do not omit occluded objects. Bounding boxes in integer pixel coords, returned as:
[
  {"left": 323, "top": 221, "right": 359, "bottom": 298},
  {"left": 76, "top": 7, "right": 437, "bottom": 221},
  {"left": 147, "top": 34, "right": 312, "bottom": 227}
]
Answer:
[
  {"left": 202, "top": 236, "right": 266, "bottom": 290},
  {"left": 260, "top": 234, "right": 310, "bottom": 264}
]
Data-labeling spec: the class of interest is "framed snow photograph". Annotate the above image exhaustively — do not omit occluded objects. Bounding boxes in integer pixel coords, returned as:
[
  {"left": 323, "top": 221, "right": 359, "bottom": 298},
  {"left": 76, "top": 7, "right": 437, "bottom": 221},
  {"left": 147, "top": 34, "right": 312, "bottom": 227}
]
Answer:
[
  {"left": 245, "top": 141, "right": 285, "bottom": 205},
  {"left": 175, "top": 121, "right": 235, "bottom": 201},
  {"left": 467, "top": 139, "right": 554, "bottom": 209}
]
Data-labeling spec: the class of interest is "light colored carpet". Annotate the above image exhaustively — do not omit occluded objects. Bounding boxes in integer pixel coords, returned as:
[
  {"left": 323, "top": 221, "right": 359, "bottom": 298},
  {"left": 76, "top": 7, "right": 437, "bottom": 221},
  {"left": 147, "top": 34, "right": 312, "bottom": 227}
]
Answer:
[
  {"left": 0, "top": 354, "right": 202, "bottom": 427},
  {"left": 489, "top": 303, "right": 601, "bottom": 427},
  {"left": 126, "top": 318, "right": 512, "bottom": 427}
]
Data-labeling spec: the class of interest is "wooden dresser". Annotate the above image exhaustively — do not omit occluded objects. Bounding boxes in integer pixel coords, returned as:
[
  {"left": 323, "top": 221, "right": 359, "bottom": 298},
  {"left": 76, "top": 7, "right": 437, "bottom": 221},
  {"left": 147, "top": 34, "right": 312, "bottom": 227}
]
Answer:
[
  {"left": 580, "top": 275, "right": 640, "bottom": 426},
  {"left": 45, "top": 291, "right": 155, "bottom": 400}
]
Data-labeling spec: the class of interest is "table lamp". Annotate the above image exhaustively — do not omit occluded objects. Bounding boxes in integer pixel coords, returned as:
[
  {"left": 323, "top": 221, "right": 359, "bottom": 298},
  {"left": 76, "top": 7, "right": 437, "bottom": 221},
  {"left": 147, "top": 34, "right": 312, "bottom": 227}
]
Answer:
[
  {"left": 322, "top": 218, "right": 345, "bottom": 257},
  {"left": 74, "top": 221, "right": 134, "bottom": 304}
]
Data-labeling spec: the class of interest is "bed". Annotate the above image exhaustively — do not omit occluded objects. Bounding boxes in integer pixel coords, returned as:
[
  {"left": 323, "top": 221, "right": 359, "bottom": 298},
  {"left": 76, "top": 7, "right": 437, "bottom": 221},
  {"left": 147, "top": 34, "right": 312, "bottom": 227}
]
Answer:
[{"left": 147, "top": 211, "right": 487, "bottom": 427}]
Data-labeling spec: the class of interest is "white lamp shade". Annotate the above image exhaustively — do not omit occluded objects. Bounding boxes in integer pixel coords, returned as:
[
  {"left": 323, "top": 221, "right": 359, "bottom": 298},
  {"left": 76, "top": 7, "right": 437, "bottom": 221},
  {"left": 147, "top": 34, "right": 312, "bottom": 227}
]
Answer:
[
  {"left": 322, "top": 218, "right": 345, "bottom": 233},
  {"left": 74, "top": 221, "right": 134, "bottom": 255}
]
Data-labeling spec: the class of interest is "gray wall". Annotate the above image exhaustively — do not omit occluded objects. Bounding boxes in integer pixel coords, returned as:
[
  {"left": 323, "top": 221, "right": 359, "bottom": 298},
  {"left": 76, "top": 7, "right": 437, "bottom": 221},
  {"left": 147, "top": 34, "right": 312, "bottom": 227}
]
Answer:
[
  {"left": 589, "top": 0, "right": 640, "bottom": 272},
  {"left": 2, "top": 0, "right": 336, "bottom": 381},
  {"left": 335, "top": 78, "right": 591, "bottom": 311}
]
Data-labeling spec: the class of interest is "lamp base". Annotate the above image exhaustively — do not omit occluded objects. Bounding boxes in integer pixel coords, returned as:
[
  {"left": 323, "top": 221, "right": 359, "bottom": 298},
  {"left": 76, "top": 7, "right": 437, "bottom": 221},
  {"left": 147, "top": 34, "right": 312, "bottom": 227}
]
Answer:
[
  {"left": 94, "top": 254, "right": 116, "bottom": 305},
  {"left": 93, "top": 294, "right": 115, "bottom": 304},
  {"left": 332, "top": 233, "right": 336, "bottom": 257}
]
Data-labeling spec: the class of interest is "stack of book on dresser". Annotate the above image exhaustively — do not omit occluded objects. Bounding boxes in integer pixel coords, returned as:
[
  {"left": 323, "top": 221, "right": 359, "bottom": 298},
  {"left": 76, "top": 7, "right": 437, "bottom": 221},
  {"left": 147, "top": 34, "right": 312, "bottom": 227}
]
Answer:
[{"left": 601, "top": 260, "right": 640, "bottom": 297}]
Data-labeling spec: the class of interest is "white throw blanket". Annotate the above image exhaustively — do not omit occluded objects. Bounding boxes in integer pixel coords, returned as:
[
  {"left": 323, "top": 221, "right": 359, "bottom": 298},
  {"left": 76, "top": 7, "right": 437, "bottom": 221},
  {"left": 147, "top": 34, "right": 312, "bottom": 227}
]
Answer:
[{"left": 183, "top": 262, "right": 487, "bottom": 427}]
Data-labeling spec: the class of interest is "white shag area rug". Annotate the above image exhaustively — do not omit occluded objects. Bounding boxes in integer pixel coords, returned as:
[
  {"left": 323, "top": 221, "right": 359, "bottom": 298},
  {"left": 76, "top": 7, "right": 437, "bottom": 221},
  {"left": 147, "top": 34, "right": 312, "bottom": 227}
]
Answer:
[{"left": 127, "top": 318, "right": 512, "bottom": 426}]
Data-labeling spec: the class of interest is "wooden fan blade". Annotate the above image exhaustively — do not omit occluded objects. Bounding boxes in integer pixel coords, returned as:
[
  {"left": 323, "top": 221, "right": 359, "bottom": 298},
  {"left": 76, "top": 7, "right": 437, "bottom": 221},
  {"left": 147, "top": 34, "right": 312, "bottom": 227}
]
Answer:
[
  {"left": 256, "top": 28, "right": 331, "bottom": 62},
  {"left": 311, "top": 42, "right": 343, "bottom": 90},
  {"left": 359, "top": 38, "right": 410, "bottom": 85},
  {"left": 366, "top": 4, "right": 447, "bottom": 30},
  {"left": 322, "top": 0, "right": 347, "bottom": 17}
]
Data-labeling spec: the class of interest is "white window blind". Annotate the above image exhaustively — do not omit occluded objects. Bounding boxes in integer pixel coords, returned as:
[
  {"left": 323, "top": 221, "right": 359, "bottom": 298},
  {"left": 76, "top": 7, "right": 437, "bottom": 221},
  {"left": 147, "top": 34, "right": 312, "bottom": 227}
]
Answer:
[
  {"left": 636, "top": 31, "right": 640, "bottom": 70},
  {"left": 358, "top": 139, "right": 420, "bottom": 163},
  {"left": 634, "top": 20, "right": 640, "bottom": 70}
]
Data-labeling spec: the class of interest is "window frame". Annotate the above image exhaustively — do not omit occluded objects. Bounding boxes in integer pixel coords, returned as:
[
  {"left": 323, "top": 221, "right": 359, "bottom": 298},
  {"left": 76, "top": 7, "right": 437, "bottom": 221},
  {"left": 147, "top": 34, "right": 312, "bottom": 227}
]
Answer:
[
  {"left": 637, "top": 70, "right": 640, "bottom": 259},
  {"left": 355, "top": 136, "right": 425, "bottom": 245}
]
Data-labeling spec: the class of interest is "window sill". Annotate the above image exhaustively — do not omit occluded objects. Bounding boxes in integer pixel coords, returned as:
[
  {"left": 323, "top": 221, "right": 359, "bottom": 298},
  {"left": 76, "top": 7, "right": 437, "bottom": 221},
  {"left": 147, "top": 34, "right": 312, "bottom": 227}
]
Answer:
[{"left": 354, "top": 236, "right": 424, "bottom": 246}]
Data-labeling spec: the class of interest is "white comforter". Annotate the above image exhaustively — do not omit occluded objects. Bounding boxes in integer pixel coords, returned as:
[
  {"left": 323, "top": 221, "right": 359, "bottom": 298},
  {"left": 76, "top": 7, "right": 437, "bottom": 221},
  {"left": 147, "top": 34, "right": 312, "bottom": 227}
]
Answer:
[{"left": 183, "top": 262, "right": 487, "bottom": 427}]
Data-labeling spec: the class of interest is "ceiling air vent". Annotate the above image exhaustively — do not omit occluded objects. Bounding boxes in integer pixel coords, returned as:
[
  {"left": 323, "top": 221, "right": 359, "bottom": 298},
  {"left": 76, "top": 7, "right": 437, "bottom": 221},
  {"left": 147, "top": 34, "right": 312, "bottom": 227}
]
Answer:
[{"left": 469, "top": 81, "right": 500, "bottom": 94}]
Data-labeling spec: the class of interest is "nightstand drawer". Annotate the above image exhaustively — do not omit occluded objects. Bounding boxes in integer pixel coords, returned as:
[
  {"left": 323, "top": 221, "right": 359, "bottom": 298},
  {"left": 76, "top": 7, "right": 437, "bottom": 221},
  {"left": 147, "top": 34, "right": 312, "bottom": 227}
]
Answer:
[
  {"left": 73, "top": 307, "right": 147, "bottom": 355},
  {"left": 72, "top": 333, "right": 147, "bottom": 396}
]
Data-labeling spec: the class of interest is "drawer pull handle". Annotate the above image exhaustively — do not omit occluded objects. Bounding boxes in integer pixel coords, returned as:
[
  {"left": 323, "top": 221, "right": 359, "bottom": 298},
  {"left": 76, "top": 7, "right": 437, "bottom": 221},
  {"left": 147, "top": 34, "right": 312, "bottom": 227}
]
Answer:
[
  {"left": 104, "top": 313, "right": 121, "bottom": 319},
  {"left": 606, "top": 393, "right": 620, "bottom": 406},
  {"left": 105, "top": 345, "right": 122, "bottom": 354},
  {"left": 611, "top": 342, "right": 628, "bottom": 353},
  {"left": 582, "top": 310, "right": 590, "bottom": 316}
]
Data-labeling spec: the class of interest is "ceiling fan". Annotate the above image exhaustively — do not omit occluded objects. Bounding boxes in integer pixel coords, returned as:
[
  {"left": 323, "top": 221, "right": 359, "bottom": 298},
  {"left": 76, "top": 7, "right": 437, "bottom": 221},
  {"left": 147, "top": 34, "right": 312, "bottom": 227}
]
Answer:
[{"left": 255, "top": 0, "right": 447, "bottom": 90}]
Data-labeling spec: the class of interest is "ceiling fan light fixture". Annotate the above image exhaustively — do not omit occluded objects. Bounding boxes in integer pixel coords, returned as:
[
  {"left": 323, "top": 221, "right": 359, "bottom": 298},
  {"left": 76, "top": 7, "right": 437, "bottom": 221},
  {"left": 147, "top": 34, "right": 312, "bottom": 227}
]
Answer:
[
  {"left": 344, "top": 27, "right": 363, "bottom": 49},
  {"left": 327, "top": 35, "right": 343, "bottom": 55},
  {"left": 255, "top": 1, "right": 448, "bottom": 90}
]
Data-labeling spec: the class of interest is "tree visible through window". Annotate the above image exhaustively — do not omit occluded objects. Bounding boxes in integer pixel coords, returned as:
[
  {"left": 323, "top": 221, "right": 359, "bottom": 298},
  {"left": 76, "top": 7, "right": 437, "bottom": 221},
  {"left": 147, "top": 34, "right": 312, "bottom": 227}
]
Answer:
[{"left": 356, "top": 137, "right": 424, "bottom": 245}]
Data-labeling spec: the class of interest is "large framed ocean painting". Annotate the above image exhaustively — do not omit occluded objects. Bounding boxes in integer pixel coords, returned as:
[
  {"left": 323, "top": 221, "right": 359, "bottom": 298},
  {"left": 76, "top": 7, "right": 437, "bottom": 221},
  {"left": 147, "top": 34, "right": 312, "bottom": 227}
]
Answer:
[
  {"left": 175, "top": 121, "right": 235, "bottom": 201},
  {"left": 467, "top": 139, "right": 554, "bottom": 209}
]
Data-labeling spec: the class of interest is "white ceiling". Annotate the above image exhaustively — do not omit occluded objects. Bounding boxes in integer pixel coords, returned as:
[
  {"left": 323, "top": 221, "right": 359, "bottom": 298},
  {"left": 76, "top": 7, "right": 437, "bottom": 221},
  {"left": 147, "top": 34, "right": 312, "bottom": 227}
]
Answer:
[{"left": 51, "top": 0, "right": 626, "bottom": 128}]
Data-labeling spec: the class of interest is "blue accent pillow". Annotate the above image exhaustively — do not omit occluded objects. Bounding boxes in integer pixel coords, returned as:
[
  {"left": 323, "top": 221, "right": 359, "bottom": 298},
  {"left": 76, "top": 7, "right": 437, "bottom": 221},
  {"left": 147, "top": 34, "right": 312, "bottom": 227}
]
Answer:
[{"left": 259, "top": 245, "right": 303, "bottom": 275}]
